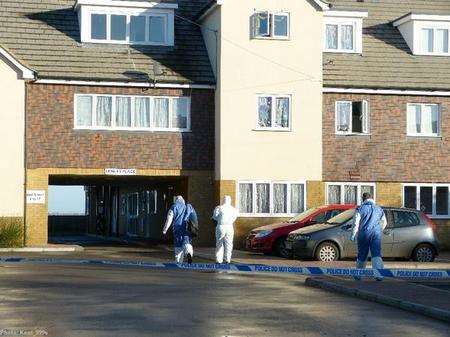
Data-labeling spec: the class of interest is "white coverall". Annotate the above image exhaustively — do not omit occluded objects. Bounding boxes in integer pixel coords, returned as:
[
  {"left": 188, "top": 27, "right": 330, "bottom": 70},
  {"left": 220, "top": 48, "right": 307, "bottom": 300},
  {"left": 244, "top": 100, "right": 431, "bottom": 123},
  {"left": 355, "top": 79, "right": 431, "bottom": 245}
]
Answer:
[{"left": 212, "top": 196, "right": 238, "bottom": 263}]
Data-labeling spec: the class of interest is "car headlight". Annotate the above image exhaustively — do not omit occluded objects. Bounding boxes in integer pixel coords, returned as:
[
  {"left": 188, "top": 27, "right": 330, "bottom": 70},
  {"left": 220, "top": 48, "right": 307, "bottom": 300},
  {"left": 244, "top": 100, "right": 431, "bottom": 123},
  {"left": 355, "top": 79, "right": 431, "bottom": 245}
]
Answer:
[{"left": 254, "top": 230, "right": 272, "bottom": 238}]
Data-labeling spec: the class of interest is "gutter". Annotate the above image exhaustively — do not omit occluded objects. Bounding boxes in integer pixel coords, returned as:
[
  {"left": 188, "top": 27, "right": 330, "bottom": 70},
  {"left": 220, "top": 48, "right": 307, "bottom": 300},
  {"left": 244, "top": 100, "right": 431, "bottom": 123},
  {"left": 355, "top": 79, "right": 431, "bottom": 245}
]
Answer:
[{"left": 195, "top": 0, "right": 225, "bottom": 22}]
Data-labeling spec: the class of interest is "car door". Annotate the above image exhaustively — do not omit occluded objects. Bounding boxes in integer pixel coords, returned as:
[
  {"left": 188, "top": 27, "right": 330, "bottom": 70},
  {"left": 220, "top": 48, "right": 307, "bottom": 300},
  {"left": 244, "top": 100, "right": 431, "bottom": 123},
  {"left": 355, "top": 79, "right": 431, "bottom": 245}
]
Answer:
[
  {"left": 343, "top": 209, "right": 393, "bottom": 258},
  {"left": 390, "top": 210, "right": 423, "bottom": 258},
  {"left": 380, "top": 210, "right": 394, "bottom": 257}
]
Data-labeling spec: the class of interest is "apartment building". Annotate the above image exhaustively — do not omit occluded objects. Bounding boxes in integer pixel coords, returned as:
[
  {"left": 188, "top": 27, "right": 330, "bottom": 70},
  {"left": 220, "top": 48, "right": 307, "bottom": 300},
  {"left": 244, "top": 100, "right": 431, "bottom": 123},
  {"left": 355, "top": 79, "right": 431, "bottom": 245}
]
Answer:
[
  {"left": 322, "top": 0, "right": 450, "bottom": 248},
  {"left": 0, "top": 0, "right": 448, "bottom": 249}
]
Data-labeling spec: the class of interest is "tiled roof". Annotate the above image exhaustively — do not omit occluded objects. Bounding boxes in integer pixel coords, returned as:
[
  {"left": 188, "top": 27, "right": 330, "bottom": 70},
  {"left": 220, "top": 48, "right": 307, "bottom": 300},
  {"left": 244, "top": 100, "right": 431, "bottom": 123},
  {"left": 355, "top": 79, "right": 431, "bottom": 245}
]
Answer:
[
  {"left": 324, "top": 0, "right": 450, "bottom": 90},
  {"left": 0, "top": 0, "right": 215, "bottom": 84}
]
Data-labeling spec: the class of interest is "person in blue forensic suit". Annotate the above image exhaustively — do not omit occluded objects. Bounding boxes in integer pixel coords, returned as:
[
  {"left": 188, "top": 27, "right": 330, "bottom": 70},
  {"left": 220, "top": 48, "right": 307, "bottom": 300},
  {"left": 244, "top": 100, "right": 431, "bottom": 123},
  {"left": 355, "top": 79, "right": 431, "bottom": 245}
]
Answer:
[
  {"left": 351, "top": 192, "right": 387, "bottom": 281},
  {"left": 162, "top": 195, "right": 196, "bottom": 264}
]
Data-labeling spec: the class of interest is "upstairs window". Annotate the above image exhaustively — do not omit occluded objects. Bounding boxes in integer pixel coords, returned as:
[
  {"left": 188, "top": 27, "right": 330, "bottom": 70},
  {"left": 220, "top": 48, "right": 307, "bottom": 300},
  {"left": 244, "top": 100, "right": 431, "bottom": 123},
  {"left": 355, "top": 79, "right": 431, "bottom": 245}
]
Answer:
[
  {"left": 324, "top": 11, "right": 367, "bottom": 54},
  {"left": 326, "top": 23, "right": 354, "bottom": 51},
  {"left": 251, "top": 11, "right": 290, "bottom": 39},
  {"left": 393, "top": 14, "right": 450, "bottom": 56},
  {"left": 75, "top": 94, "right": 190, "bottom": 132},
  {"left": 407, "top": 103, "right": 440, "bottom": 137},
  {"left": 335, "top": 101, "right": 369, "bottom": 135},
  {"left": 421, "top": 27, "right": 449, "bottom": 54},
  {"left": 256, "top": 95, "right": 291, "bottom": 130},
  {"left": 88, "top": 12, "right": 170, "bottom": 45}
]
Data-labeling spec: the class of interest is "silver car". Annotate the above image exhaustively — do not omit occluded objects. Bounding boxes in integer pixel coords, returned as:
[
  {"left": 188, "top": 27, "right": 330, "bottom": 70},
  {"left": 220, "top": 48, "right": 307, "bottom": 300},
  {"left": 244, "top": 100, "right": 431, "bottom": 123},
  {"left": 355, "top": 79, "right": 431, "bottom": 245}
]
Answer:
[{"left": 286, "top": 207, "right": 439, "bottom": 262}]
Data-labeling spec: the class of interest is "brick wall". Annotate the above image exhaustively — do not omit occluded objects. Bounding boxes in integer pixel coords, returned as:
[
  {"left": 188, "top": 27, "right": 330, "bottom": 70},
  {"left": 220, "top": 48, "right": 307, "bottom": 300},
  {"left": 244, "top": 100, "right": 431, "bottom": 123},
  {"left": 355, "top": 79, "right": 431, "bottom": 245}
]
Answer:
[
  {"left": 323, "top": 93, "right": 450, "bottom": 182},
  {"left": 26, "top": 84, "right": 215, "bottom": 170}
]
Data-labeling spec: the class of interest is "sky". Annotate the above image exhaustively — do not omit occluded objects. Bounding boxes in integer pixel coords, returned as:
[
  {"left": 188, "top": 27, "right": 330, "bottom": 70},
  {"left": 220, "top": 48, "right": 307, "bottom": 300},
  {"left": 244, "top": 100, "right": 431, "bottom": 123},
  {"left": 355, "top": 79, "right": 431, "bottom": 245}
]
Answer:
[{"left": 48, "top": 186, "right": 86, "bottom": 215}]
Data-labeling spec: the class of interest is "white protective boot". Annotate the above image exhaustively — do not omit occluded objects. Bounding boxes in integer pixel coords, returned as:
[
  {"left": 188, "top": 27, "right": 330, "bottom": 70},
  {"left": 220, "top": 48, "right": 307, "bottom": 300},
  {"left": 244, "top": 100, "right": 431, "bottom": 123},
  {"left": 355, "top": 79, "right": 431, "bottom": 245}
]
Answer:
[
  {"left": 354, "top": 260, "right": 367, "bottom": 281},
  {"left": 372, "top": 256, "right": 384, "bottom": 281}
]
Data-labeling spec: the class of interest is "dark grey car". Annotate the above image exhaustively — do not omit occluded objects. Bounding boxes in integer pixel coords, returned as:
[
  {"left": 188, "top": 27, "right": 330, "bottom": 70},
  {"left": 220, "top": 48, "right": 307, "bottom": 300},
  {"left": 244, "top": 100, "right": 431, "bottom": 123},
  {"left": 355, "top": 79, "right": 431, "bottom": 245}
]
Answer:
[{"left": 286, "top": 207, "right": 439, "bottom": 262}]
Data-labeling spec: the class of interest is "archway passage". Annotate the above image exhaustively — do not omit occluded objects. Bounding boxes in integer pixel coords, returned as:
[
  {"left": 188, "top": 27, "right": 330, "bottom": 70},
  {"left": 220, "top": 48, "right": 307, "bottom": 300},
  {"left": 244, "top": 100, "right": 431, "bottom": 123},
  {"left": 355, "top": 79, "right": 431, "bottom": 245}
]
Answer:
[{"left": 48, "top": 175, "right": 187, "bottom": 243}]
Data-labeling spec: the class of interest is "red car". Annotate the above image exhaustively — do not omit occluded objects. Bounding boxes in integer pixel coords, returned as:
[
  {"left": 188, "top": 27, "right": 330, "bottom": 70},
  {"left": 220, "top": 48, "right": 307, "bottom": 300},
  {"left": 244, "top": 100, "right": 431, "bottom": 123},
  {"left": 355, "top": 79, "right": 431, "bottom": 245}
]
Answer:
[{"left": 245, "top": 204, "right": 354, "bottom": 258}]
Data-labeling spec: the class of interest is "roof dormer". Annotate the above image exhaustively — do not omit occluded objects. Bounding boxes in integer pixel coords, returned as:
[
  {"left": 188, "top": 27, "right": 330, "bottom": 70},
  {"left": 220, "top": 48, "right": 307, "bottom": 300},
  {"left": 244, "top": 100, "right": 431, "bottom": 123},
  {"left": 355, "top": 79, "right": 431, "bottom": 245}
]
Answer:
[
  {"left": 393, "top": 13, "right": 450, "bottom": 56},
  {"left": 323, "top": 10, "right": 368, "bottom": 54},
  {"left": 74, "top": 0, "right": 177, "bottom": 46}
]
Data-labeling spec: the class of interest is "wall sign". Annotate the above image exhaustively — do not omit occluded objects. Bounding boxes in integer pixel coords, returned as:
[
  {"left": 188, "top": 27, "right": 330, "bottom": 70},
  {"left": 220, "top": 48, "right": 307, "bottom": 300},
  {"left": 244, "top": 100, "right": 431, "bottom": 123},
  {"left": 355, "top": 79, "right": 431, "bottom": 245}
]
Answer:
[
  {"left": 26, "top": 190, "right": 46, "bottom": 204},
  {"left": 105, "top": 168, "right": 137, "bottom": 176}
]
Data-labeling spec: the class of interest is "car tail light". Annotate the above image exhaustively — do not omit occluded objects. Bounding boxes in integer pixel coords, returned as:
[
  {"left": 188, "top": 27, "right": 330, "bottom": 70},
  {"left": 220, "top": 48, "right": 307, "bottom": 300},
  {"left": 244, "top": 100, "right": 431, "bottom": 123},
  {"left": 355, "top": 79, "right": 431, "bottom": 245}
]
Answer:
[{"left": 422, "top": 214, "right": 437, "bottom": 232}]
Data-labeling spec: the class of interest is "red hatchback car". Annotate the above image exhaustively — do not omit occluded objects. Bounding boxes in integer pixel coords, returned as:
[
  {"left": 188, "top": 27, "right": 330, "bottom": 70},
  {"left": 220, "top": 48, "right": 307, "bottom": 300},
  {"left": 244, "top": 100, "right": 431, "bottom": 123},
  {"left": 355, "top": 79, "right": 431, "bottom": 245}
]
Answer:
[{"left": 245, "top": 204, "right": 354, "bottom": 258}]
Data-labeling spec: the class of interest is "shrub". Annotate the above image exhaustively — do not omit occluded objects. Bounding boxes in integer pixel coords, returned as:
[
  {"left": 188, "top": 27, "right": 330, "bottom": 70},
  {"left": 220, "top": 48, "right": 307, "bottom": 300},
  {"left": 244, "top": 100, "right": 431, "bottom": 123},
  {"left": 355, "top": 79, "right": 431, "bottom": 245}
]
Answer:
[{"left": 0, "top": 218, "right": 24, "bottom": 248}]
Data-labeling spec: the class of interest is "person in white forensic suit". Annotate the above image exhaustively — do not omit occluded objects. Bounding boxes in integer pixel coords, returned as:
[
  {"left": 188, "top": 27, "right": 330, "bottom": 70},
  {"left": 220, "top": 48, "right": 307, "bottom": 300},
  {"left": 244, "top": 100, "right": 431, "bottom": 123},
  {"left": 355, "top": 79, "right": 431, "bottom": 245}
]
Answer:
[{"left": 212, "top": 195, "right": 238, "bottom": 264}]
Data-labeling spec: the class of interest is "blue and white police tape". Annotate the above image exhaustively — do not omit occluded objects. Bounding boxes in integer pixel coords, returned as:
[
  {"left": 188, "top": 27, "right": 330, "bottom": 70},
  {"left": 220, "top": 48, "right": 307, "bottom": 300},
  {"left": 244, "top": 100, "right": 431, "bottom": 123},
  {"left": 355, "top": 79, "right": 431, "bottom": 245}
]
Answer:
[{"left": 1, "top": 257, "right": 449, "bottom": 279}]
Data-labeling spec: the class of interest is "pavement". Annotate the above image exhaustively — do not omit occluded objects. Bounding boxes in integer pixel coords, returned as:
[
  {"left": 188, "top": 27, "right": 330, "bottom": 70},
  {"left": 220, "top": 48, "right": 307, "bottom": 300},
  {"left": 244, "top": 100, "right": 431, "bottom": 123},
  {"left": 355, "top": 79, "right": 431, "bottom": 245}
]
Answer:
[
  {"left": 1, "top": 263, "right": 449, "bottom": 337},
  {"left": 305, "top": 277, "right": 450, "bottom": 323},
  {"left": 1, "top": 236, "right": 450, "bottom": 328}
]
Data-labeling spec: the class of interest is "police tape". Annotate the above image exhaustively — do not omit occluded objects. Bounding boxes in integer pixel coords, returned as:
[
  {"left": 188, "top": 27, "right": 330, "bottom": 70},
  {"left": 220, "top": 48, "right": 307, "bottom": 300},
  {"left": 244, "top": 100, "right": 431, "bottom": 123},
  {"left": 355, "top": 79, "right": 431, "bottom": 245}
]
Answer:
[{"left": 1, "top": 257, "right": 449, "bottom": 279}]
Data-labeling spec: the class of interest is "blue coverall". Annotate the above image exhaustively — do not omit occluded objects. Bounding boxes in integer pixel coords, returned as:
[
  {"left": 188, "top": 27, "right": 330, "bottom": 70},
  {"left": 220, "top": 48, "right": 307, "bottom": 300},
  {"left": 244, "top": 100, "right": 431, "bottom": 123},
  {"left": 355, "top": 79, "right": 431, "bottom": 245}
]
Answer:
[{"left": 352, "top": 199, "right": 387, "bottom": 279}]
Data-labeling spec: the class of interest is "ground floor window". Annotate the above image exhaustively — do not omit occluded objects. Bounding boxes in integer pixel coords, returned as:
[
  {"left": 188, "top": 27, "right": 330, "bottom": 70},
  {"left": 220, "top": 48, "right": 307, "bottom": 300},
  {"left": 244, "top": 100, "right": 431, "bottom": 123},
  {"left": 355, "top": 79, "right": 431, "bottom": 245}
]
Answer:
[
  {"left": 403, "top": 184, "right": 450, "bottom": 218},
  {"left": 237, "top": 181, "right": 305, "bottom": 216},
  {"left": 326, "top": 182, "right": 375, "bottom": 205}
]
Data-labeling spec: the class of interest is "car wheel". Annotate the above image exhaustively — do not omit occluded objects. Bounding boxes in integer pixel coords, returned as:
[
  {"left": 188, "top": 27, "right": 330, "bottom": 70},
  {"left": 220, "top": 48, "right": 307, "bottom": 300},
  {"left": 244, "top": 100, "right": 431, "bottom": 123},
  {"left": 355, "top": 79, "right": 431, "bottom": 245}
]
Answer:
[
  {"left": 274, "top": 237, "right": 290, "bottom": 259},
  {"left": 315, "top": 242, "right": 340, "bottom": 262},
  {"left": 412, "top": 244, "right": 435, "bottom": 262}
]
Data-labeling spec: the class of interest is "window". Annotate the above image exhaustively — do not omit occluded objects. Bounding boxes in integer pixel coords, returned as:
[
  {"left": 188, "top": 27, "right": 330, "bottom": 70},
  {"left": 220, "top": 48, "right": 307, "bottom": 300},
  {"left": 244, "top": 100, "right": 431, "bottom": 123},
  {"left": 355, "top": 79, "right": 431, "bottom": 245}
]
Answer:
[
  {"left": 130, "top": 15, "right": 146, "bottom": 42},
  {"left": 326, "top": 183, "right": 375, "bottom": 205},
  {"left": 323, "top": 11, "right": 367, "bottom": 54},
  {"left": 91, "top": 14, "right": 107, "bottom": 40},
  {"left": 110, "top": 14, "right": 126, "bottom": 41},
  {"left": 403, "top": 184, "right": 450, "bottom": 218},
  {"left": 421, "top": 27, "right": 449, "bottom": 54},
  {"left": 237, "top": 182, "right": 305, "bottom": 216},
  {"left": 146, "top": 190, "right": 157, "bottom": 214},
  {"left": 127, "top": 193, "right": 139, "bottom": 218},
  {"left": 87, "top": 11, "right": 171, "bottom": 45},
  {"left": 335, "top": 101, "right": 369, "bottom": 134},
  {"left": 326, "top": 23, "right": 354, "bottom": 51},
  {"left": 75, "top": 94, "right": 190, "bottom": 131},
  {"left": 407, "top": 104, "right": 440, "bottom": 136},
  {"left": 251, "top": 11, "right": 290, "bottom": 39},
  {"left": 392, "top": 210, "right": 421, "bottom": 228},
  {"left": 257, "top": 95, "right": 290, "bottom": 130},
  {"left": 325, "top": 21, "right": 357, "bottom": 52}
]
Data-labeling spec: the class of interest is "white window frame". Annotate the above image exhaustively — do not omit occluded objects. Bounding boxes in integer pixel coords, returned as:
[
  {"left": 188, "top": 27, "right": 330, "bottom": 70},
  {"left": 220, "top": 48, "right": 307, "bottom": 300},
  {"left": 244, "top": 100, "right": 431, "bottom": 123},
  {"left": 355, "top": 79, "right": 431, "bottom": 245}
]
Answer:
[
  {"left": 81, "top": 6, "right": 174, "bottom": 46},
  {"left": 251, "top": 11, "right": 290, "bottom": 40},
  {"left": 74, "top": 94, "right": 191, "bottom": 132},
  {"left": 406, "top": 103, "right": 441, "bottom": 137},
  {"left": 324, "top": 17, "right": 363, "bottom": 54},
  {"left": 419, "top": 25, "right": 450, "bottom": 56},
  {"left": 402, "top": 183, "right": 450, "bottom": 219},
  {"left": 335, "top": 100, "right": 370, "bottom": 135},
  {"left": 325, "top": 182, "right": 376, "bottom": 205},
  {"left": 255, "top": 94, "right": 292, "bottom": 131},
  {"left": 236, "top": 181, "right": 306, "bottom": 217}
]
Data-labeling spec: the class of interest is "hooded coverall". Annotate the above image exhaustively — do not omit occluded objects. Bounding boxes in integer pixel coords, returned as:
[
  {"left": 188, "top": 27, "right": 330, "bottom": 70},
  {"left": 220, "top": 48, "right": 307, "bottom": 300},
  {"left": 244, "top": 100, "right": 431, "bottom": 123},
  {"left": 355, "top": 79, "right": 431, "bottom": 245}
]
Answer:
[
  {"left": 212, "top": 196, "right": 238, "bottom": 263},
  {"left": 351, "top": 199, "right": 387, "bottom": 279},
  {"left": 162, "top": 196, "right": 195, "bottom": 263}
]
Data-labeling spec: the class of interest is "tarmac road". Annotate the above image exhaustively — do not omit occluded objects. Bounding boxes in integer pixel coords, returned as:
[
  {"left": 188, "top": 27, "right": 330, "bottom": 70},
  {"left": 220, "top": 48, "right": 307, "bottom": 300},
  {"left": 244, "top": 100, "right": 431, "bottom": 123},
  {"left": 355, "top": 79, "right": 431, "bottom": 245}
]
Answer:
[{"left": 0, "top": 263, "right": 449, "bottom": 337}]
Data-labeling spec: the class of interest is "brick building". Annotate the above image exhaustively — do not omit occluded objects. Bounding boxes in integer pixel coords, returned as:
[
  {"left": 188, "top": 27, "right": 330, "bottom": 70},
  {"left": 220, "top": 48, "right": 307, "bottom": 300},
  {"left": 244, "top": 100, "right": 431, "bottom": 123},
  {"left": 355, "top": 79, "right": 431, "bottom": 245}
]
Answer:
[
  {"left": 0, "top": 0, "right": 217, "bottom": 246},
  {"left": 0, "top": 0, "right": 449, "bottom": 250},
  {"left": 323, "top": 0, "right": 450, "bottom": 247}
]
